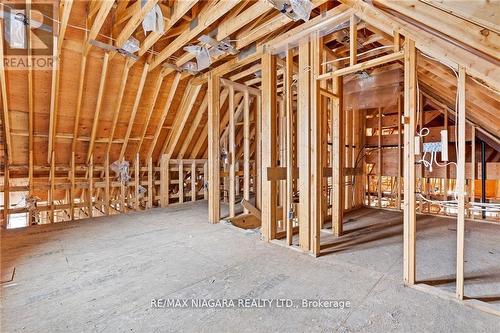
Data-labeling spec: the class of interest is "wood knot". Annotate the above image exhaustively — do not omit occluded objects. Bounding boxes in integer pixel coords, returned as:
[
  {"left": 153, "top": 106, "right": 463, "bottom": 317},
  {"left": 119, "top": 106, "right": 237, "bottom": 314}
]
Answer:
[{"left": 480, "top": 29, "right": 489, "bottom": 37}]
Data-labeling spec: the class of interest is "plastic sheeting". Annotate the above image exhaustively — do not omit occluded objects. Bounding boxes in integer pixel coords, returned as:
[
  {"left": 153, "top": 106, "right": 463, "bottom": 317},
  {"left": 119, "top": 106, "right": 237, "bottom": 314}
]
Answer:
[
  {"left": 110, "top": 160, "right": 131, "bottom": 185},
  {"left": 3, "top": 10, "right": 26, "bottom": 49},
  {"left": 290, "top": 0, "right": 313, "bottom": 21},
  {"left": 343, "top": 67, "right": 402, "bottom": 110},
  {"left": 184, "top": 45, "right": 211, "bottom": 70},
  {"left": 142, "top": 2, "right": 164, "bottom": 34},
  {"left": 137, "top": 185, "right": 147, "bottom": 198},
  {"left": 122, "top": 37, "right": 140, "bottom": 54}
]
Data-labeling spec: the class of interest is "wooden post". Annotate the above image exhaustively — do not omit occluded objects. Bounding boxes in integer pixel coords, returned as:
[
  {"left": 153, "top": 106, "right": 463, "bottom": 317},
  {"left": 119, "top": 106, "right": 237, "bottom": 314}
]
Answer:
[
  {"left": 228, "top": 86, "right": 236, "bottom": 217},
  {"left": 256, "top": 95, "right": 262, "bottom": 210},
  {"left": 148, "top": 157, "right": 153, "bottom": 208},
  {"left": 50, "top": 151, "right": 56, "bottom": 222},
  {"left": 310, "top": 31, "right": 322, "bottom": 255},
  {"left": 285, "top": 49, "right": 294, "bottom": 246},
  {"left": 120, "top": 161, "right": 126, "bottom": 212},
  {"left": 298, "top": 39, "right": 311, "bottom": 249},
  {"left": 261, "top": 52, "right": 278, "bottom": 241},
  {"left": 208, "top": 73, "right": 221, "bottom": 223},
  {"left": 3, "top": 164, "right": 9, "bottom": 227},
  {"left": 191, "top": 161, "right": 197, "bottom": 202},
  {"left": 403, "top": 39, "right": 417, "bottom": 285},
  {"left": 470, "top": 126, "right": 475, "bottom": 220},
  {"left": 178, "top": 161, "right": 184, "bottom": 203},
  {"left": 134, "top": 153, "right": 140, "bottom": 210},
  {"left": 243, "top": 91, "right": 250, "bottom": 214},
  {"left": 203, "top": 161, "right": 208, "bottom": 200},
  {"left": 397, "top": 94, "right": 402, "bottom": 209},
  {"left": 331, "top": 85, "right": 344, "bottom": 236},
  {"left": 70, "top": 152, "right": 75, "bottom": 220},
  {"left": 160, "top": 154, "right": 169, "bottom": 207},
  {"left": 456, "top": 66, "right": 466, "bottom": 300},
  {"left": 349, "top": 14, "right": 357, "bottom": 66},
  {"left": 377, "top": 107, "right": 382, "bottom": 208},
  {"left": 88, "top": 154, "right": 93, "bottom": 218},
  {"left": 105, "top": 155, "right": 110, "bottom": 215}
]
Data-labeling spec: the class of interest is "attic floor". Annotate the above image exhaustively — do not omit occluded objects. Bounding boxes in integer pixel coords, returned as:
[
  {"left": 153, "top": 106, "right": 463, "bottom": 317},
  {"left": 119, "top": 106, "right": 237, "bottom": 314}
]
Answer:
[{"left": 1, "top": 202, "right": 499, "bottom": 332}]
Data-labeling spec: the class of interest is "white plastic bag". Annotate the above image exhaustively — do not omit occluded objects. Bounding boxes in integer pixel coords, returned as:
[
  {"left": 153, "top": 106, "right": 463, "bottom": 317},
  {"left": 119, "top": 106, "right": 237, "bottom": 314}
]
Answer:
[
  {"left": 142, "top": 3, "right": 164, "bottom": 34},
  {"left": 122, "top": 37, "right": 140, "bottom": 54},
  {"left": 290, "top": 0, "right": 312, "bottom": 21},
  {"left": 184, "top": 45, "right": 211, "bottom": 70}
]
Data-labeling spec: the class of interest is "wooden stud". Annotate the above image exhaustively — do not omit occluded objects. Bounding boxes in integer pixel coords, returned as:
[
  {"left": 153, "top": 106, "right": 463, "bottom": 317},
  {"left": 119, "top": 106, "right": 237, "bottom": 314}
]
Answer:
[
  {"left": 285, "top": 49, "right": 294, "bottom": 246},
  {"left": 191, "top": 161, "right": 197, "bottom": 202},
  {"left": 148, "top": 157, "right": 153, "bottom": 209},
  {"left": 208, "top": 73, "right": 221, "bottom": 223},
  {"left": 261, "top": 52, "right": 278, "bottom": 241},
  {"left": 70, "top": 152, "right": 75, "bottom": 220},
  {"left": 243, "top": 91, "right": 251, "bottom": 215},
  {"left": 134, "top": 154, "right": 140, "bottom": 210},
  {"left": 403, "top": 39, "right": 417, "bottom": 285},
  {"left": 456, "top": 66, "right": 466, "bottom": 300},
  {"left": 178, "top": 161, "right": 184, "bottom": 204},
  {"left": 105, "top": 155, "right": 110, "bottom": 215},
  {"left": 88, "top": 154, "right": 93, "bottom": 218},
  {"left": 349, "top": 14, "right": 357, "bottom": 66},
  {"left": 160, "top": 154, "right": 169, "bottom": 207},
  {"left": 310, "top": 32, "right": 322, "bottom": 255},
  {"left": 470, "top": 126, "right": 476, "bottom": 220},
  {"left": 377, "top": 107, "right": 382, "bottom": 208},
  {"left": 228, "top": 86, "right": 236, "bottom": 217}
]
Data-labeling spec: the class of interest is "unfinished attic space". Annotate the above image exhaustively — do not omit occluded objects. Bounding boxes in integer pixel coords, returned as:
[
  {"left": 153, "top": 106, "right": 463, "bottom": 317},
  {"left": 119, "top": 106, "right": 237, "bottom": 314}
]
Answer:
[{"left": 1, "top": 0, "right": 500, "bottom": 331}]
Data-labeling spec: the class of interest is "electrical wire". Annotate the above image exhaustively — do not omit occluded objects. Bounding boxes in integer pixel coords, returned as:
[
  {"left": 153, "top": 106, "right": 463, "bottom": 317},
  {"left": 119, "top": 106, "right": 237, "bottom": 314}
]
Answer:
[{"left": 0, "top": 3, "right": 181, "bottom": 62}]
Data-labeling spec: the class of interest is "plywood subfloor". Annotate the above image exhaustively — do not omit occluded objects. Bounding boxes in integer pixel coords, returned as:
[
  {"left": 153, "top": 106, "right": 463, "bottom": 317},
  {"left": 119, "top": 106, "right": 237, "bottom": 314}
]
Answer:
[{"left": 1, "top": 203, "right": 499, "bottom": 332}]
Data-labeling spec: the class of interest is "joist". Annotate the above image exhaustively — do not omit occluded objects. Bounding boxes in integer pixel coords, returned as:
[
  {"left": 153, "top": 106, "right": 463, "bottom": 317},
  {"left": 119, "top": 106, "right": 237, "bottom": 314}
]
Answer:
[
  {"left": 149, "top": 0, "right": 240, "bottom": 70},
  {"left": 115, "top": 0, "right": 160, "bottom": 49},
  {"left": 83, "top": 0, "right": 114, "bottom": 55},
  {"left": 138, "top": 0, "right": 198, "bottom": 57}
]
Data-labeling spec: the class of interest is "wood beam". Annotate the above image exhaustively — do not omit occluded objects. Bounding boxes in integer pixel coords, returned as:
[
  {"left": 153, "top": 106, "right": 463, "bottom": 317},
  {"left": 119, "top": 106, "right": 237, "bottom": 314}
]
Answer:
[
  {"left": 136, "top": 71, "right": 166, "bottom": 157},
  {"left": 208, "top": 73, "right": 221, "bottom": 223},
  {"left": 261, "top": 52, "right": 278, "bottom": 241},
  {"left": 403, "top": 39, "right": 417, "bottom": 285},
  {"left": 147, "top": 72, "right": 182, "bottom": 160},
  {"left": 120, "top": 64, "right": 150, "bottom": 160},
  {"left": 138, "top": 0, "right": 198, "bottom": 57},
  {"left": 228, "top": 86, "right": 236, "bottom": 217},
  {"left": 456, "top": 66, "right": 466, "bottom": 300},
  {"left": 162, "top": 84, "right": 202, "bottom": 157},
  {"left": 115, "top": 0, "right": 160, "bottom": 49},
  {"left": 87, "top": 53, "right": 110, "bottom": 163},
  {"left": 83, "top": 1, "right": 114, "bottom": 56}
]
